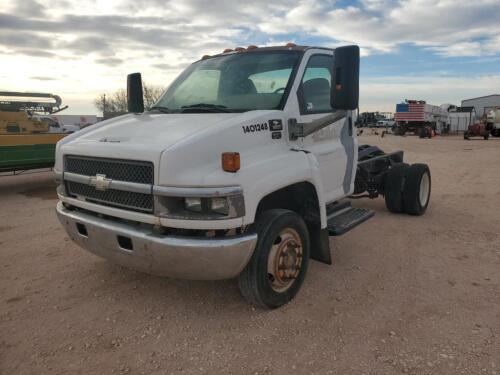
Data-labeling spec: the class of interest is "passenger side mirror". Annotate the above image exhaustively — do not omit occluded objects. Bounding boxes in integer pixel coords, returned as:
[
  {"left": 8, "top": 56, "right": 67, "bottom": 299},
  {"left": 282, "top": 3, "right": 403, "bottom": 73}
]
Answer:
[
  {"left": 331, "top": 46, "right": 359, "bottom": 110},
  {"left": 127, "top": 73, "right": 144, "bottom": 113}
]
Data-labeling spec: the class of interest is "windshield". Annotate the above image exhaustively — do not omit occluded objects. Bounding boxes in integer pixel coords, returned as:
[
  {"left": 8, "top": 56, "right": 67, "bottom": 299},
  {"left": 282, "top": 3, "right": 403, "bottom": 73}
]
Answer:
[{"left": 153, "top": 51, "right": 301, "bottom": 113}]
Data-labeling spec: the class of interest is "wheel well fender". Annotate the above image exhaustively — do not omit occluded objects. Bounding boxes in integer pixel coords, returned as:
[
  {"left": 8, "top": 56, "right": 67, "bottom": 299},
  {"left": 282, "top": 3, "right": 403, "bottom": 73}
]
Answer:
[
  {"left": 255, "top": 181, "right": 322, "bottom": 226},
  {"left": 252, "top": 180, "right": 331, "bottom": 265},
  {"left": 246, "top": 171, "right": 327, "bottom": 229}
]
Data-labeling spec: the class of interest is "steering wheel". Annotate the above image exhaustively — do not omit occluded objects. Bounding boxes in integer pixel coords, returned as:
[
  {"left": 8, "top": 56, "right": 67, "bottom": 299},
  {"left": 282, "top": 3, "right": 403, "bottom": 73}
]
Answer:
[{"left": 273, "top": 87, "right": 286, "bottom": 93}]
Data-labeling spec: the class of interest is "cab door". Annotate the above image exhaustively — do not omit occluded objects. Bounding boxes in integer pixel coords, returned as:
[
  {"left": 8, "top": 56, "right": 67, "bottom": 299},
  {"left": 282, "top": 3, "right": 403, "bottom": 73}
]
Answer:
[{"left": 290, "top": 53, "right": 356, "bottom": 203}]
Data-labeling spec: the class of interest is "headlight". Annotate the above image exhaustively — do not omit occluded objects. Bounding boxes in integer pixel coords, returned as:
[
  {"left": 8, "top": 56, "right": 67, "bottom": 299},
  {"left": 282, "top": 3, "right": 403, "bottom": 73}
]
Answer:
[
  {"left": 184, "top": 197, "right": 229, "bottom": 216},
  {"left": 210, "top": 197, "right": 229, "bottom": 216},
  {"left": 185, "top": 197, "right": 202, "bottom": 213},
  {"left": 153, "top": 187, "right": 244, "bottom": 220}
]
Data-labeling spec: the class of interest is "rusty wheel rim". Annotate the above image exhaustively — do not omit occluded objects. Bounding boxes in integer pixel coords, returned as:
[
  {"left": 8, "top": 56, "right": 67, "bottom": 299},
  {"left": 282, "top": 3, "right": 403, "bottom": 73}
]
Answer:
[{"left": 267, "top": 227, "right": 303, "bottom": 293}]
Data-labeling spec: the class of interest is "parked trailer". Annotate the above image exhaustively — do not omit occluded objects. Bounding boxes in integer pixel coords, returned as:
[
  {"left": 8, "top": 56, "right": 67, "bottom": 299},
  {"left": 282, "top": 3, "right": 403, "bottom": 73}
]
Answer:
[
  {"left": 394, "top": 100, "right": 448, "bottom": 138},
  {"left": 0, "top": 92, "right": 69, "bottom": 172}
]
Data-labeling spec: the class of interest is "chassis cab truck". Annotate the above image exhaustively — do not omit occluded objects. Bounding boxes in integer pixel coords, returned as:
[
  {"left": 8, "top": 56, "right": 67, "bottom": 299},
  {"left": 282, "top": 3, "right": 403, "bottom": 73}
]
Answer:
[{"left": 55, "top": 45, "right": 431, "bottom": 308}]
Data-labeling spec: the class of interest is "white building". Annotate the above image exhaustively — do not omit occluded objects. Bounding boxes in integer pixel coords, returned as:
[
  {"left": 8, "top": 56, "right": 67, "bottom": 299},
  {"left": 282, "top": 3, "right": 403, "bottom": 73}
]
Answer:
[
  {"left": 448, "top": 106, "right": 475, "bottom": 133},
  {"left": 461, "top": 94, "right": 500, "bottom": 119}
]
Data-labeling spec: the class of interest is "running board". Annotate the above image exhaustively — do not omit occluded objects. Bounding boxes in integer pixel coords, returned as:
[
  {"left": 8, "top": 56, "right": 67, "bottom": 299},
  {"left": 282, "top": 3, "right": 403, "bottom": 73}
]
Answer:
[{"left": 326, "top": 204, "right": 374, "bottom": 236}]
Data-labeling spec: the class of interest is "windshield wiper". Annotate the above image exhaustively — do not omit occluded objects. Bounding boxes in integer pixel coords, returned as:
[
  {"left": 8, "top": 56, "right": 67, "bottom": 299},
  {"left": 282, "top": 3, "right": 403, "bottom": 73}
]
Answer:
[
  {"left": 181, "top": 103, "right": 231, "bottom": 113},
  {"left": 148, "top": 105, "right": 171, "bottom": 113}
]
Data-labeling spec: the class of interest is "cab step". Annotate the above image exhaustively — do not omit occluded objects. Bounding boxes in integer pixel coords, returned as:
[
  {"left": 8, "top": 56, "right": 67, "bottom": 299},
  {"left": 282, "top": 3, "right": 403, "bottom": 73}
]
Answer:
[{"left": 326, "top": 203, "right": 374, "bottom": 236}]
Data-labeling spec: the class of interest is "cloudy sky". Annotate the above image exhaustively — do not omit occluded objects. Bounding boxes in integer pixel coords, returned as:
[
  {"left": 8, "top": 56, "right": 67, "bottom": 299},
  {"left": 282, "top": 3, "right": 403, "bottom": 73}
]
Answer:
[{"left": 1, "top": 0, "right": 500, "bottom": 114}]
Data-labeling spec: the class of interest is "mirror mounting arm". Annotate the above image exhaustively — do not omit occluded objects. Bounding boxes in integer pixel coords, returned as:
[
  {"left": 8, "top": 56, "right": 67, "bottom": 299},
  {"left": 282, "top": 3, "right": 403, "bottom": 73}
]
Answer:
[{"left": 289, "top": 110, "right": 347, "bottom": 140}]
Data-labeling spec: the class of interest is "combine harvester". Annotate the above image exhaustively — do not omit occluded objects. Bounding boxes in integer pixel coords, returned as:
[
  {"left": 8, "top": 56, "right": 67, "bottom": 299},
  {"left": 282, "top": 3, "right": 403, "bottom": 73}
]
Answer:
[
  {"left": 394, "top": 100, "right": 448, "bottom": 138},
  {"left": 0, "top": 92, "right": 70, "bottom": 173}
]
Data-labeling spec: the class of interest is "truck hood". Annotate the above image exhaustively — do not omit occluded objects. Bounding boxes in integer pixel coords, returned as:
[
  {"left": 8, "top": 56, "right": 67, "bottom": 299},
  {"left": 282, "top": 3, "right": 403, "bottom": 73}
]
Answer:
[{"left": 58, "top": 112, "right": 243, "bottom": 161}]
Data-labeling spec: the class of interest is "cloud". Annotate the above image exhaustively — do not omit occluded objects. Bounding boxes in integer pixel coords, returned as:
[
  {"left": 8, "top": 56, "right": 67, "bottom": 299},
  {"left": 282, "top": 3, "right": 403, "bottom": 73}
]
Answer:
[
  {"left": 258, "top": 0, "right": 500, "bottom": 56},
  {"left": 94, "top": 57, "right": 124, "bottom": 66},
  {"left": 14, "top": 0, "right": 47, "bottom": 17},
  {"left": 0, "top": 31, "right": 53, "bottom": 49},
  {"left": 30, "top": 76, "right": 57, "bottom": 80},
  {"left": 62, "top": 37, "right": 110, "bottom": 54},
  {"left": 2, "top": 0, "right": 499, "bottom": 61},
  {"left": 17, "top": 49, "right": 57, "bottom": 58},
  {"left": 153, "top": 63, "right": 189, "bottom": 70},
  {"left": 0, "top": 0, "right": 499, "bottom": 114}
]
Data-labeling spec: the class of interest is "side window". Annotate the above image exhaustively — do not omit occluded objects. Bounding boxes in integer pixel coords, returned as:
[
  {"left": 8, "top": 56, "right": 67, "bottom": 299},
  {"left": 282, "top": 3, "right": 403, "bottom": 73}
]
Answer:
[{"left": 299, "top": 55, "right": 333, "bottom": 114}]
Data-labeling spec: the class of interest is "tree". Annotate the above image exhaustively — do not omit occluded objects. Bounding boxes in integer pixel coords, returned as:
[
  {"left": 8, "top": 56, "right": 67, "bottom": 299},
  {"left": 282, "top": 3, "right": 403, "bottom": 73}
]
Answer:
[
  {"left": 143, "top": 84, "right": 164, "bottom": 109},
  {"left": 94, "top": 82, "right": 164, "bottom": 115}
]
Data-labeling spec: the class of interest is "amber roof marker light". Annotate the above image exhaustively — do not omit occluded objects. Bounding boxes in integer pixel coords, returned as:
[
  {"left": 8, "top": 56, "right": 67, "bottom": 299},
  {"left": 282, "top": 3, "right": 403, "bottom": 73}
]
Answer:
[{"left": 222, "top": 152, "right": 240, "bottom": 173}]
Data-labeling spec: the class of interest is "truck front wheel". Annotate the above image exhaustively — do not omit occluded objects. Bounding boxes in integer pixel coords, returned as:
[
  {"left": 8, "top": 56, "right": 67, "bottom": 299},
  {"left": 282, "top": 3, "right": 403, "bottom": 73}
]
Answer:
[{"left": 238, "top": 209, "right": 310, "bottom": 309}]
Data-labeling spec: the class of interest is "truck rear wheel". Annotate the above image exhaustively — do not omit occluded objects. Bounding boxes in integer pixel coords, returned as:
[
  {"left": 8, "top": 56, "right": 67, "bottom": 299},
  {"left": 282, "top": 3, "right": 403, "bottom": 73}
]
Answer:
[
  {"left": 403, "top": 164, "right": 431, "bottom": 216},
  {"left": 384, "top": 163, "right": 409, "bottom": 213},
  {"left": 238, "top": 209, "right": 310, "bottom": 309}
]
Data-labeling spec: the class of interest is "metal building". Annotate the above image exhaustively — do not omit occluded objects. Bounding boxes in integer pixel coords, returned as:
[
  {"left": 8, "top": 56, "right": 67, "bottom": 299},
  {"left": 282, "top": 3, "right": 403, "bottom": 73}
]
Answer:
[
  {"left": 447, "top": 106, "right": 475, "bottom": 133},
  {"left": 461, "top": 94, "right": 500, "bottom": 119}
]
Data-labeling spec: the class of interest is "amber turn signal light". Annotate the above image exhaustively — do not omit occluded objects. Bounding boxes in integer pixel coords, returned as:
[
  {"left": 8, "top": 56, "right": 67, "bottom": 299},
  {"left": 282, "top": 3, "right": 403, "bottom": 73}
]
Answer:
[{"left": 222, "top": 152, "right": 240, "bottom": 173}]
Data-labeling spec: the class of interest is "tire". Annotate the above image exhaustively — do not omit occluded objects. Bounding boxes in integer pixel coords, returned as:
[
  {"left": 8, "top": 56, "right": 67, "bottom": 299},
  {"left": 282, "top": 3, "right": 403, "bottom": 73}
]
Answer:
[
  {"left": 238, "top": 209, "right": 310, "bottom": 309},
  {"left": 484, "top": 133, "right": 489, "bottom": 140},
  {"left": 464, "top": 131, "right": 470, "bottom": 140},
  {"left": 403, "top": 164, "right": 431, "bottom": 216},
  {"left": 384, "top": 163, "right": 409, "bottom": 213},
  {"left": 419, "top": 128, "right": 426, "bottom": 138}
]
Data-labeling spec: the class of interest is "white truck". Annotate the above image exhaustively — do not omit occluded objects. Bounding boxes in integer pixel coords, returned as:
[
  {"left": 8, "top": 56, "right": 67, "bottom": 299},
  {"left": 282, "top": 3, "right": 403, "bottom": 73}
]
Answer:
[{"left": 55, "top": 44, "right": 431, "bottom": 308}]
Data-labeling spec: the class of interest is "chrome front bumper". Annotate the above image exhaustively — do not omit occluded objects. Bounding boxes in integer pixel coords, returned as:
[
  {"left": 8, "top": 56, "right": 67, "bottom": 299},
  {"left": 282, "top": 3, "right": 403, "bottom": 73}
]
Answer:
[{"left": 56, "top": 202, "right": 257, "bottom": 280}]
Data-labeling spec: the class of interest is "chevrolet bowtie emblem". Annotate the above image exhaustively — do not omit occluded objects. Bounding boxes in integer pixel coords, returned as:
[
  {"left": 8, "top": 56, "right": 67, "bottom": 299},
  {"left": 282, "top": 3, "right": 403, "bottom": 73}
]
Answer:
[{"left": 90, "top": 174, "right": 111, "bottom": 191}]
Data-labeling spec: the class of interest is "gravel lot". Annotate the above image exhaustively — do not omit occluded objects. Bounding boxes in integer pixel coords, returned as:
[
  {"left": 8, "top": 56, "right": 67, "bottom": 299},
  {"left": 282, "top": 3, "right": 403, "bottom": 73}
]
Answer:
[{"left": 1, "top": 134, "right": 499, "bottom": 375}]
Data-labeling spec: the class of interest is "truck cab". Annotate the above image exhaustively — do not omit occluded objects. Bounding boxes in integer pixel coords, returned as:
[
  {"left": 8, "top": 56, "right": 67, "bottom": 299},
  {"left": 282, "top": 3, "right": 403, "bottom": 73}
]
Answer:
[{"left": 55, "top": 44, "right": 431, "bottom": 308}]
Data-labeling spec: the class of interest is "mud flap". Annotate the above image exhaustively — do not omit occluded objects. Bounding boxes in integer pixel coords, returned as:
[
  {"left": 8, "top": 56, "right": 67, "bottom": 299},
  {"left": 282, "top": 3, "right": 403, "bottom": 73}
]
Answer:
[{"left": 308, "top": 224, "right": 332, "bottom": 264}]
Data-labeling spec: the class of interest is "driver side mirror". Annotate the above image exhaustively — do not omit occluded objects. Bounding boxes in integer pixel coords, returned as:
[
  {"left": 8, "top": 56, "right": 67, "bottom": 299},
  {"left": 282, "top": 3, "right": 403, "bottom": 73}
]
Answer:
[
  {"left": 331, "top": 45, "right": 359, "bottom": 110},
  {"left": 127, "top": 72, "right": 144, "bottom": 113}
]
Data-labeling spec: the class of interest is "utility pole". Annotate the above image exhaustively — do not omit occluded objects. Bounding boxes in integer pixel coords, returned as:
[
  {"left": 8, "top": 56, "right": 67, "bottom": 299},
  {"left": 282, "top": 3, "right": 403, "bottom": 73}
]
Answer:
[{"left": 102, "top": 94, "right": 106, "bottom": 118}]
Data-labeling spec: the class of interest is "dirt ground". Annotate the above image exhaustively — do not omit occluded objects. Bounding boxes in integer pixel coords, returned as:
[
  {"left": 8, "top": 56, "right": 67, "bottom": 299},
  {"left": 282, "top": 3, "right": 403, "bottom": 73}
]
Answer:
[{"left": 1, "top": 134, "right": 499, "bottom": 375}]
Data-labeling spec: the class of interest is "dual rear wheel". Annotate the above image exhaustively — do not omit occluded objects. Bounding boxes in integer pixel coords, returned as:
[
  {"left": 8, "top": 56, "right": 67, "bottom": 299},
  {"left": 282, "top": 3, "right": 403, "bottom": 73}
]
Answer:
[{"left": 384, "top": 163, "right": 431, "bottom": 215}]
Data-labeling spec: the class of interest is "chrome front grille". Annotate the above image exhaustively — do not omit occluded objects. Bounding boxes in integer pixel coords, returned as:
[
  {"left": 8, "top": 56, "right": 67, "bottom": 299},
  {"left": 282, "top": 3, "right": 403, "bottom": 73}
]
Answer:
[
  {"left": 64, "top": 156, "right": 154, "bottom": 213},
  {"left": 66, "top": 181, "right": 154, "bottom": 212},
  {"left": 65, "top": 155, "right": 153, "bottom": 184}
]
